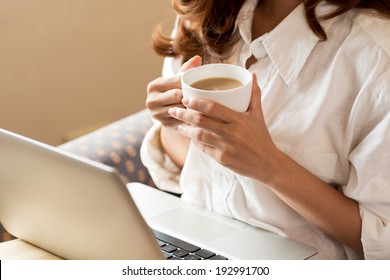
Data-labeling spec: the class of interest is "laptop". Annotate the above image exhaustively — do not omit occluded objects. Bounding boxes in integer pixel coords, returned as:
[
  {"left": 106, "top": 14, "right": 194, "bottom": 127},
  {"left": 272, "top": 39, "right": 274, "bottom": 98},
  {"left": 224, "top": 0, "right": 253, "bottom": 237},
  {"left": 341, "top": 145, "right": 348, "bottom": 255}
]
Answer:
[{"left": 0, "top": 128, "right": 317, "bottom": 260}]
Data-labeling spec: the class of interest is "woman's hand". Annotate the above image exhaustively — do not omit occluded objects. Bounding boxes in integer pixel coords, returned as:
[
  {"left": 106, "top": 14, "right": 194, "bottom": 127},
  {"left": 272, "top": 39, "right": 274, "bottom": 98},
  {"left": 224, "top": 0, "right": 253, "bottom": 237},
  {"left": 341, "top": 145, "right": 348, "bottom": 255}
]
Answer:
[
  {"left": 169, "top": 74, "right": 364, "bottom": 254},
  {"left": 145, "top": 55, "right": 203, "bottom": 168},
  {"left": 168, "top": 73, "right": 282, "bottom": 182},
  {"left": 146, "top": 56, "right": 203, "bottom": 131}
]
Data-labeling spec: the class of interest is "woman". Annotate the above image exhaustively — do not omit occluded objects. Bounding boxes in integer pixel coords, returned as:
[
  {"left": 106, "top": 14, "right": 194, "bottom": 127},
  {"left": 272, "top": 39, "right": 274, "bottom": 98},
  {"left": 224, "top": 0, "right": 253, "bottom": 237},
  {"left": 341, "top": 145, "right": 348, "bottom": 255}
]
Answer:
[{"left": 141, "top": 0, "right": 390, "bottom": 259}]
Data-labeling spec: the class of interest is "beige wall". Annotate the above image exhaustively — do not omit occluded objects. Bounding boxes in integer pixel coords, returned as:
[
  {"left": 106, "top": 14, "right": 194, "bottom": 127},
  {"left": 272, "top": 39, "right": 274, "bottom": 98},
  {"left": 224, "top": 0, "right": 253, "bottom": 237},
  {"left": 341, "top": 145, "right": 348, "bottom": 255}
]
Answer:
[{"left": 0, "top": 0, "right": 175, "bottom": 145}]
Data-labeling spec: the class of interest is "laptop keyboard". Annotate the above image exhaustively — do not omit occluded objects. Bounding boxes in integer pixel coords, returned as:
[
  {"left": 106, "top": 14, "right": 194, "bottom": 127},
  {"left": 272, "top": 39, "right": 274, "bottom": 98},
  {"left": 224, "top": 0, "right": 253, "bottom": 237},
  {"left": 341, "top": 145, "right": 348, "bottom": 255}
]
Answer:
[{"left": 152, "top": 229, "right": 228, "bottom": 260}]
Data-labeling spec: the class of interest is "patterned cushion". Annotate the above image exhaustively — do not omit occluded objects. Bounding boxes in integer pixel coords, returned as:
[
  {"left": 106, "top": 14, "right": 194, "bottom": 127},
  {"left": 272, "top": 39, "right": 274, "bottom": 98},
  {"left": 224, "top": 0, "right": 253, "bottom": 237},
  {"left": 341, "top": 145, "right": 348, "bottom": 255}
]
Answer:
[
  {"left": 0, "top": 109, "right": 154, "bottom": 243},
  {"left": 59, "top": 109, "right": 155, "bottom": 186}
]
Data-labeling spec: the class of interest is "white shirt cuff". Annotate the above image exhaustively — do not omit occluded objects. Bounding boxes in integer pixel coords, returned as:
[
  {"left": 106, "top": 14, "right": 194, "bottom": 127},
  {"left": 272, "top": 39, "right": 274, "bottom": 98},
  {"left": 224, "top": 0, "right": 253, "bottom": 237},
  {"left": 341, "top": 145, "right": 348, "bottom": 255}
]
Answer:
[{"left": 140, "top": 123, "right": 182, "bottom": 194}]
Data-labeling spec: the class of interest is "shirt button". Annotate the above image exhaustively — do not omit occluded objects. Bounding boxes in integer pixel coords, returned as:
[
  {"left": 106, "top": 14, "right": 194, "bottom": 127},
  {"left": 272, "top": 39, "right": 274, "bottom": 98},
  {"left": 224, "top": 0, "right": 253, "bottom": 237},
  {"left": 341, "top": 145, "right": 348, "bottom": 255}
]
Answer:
[{"left": 250, "top": 40, "right": 267, "bottom": 59}]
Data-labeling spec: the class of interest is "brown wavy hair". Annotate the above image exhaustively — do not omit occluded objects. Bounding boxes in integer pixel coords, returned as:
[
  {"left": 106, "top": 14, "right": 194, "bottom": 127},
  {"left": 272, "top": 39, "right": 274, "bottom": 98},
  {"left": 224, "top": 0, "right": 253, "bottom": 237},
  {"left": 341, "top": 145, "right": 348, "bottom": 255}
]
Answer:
[{"left": 152, "top": 0, "right": 390, "bottom": 63}]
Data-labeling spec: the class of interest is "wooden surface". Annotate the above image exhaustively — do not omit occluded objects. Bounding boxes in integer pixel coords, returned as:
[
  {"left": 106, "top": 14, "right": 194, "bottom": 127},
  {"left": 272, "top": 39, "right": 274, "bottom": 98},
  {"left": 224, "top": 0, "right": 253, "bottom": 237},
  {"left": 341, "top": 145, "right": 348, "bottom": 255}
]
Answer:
[{"left": 0, "top": 239, "right": 62, "bottom": 260}]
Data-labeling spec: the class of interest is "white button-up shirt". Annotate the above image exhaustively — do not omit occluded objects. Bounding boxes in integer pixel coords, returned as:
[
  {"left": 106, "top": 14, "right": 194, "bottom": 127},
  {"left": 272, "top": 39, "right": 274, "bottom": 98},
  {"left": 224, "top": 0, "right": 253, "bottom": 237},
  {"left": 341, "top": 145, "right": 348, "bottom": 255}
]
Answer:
[{"left": 140, "top": 0, "right": 390, "bottom": 259}]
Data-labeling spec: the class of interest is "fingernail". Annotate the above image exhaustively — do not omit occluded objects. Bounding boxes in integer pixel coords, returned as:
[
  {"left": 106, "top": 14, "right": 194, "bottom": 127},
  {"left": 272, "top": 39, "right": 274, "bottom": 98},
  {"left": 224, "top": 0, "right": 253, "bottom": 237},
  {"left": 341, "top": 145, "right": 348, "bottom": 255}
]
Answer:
[
  {"left": 182, "top": 97, "right": 190, "bottom": 106},
  {"left": 168, "top": 108, "right": 176, "bottom": 116}
]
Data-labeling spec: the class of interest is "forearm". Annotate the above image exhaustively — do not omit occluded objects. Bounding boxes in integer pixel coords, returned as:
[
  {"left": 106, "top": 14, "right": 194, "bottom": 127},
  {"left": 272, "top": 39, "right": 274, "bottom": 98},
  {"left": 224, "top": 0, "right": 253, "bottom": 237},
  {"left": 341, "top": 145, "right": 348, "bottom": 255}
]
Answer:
[
  {"left": 266, "top": 151, "right": 364, "bottom": 255},
  {"left": 160, "top": 126, "right": 190, "bottom": 168}
]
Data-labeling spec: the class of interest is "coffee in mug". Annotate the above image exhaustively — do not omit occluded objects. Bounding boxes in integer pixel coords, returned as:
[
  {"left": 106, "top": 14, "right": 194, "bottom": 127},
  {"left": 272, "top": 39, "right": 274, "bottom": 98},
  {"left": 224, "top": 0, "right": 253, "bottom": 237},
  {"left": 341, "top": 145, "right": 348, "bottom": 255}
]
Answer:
[
  {"left": 190, "top": 77, "right": 244, "bottom": 91},
  {"left": 181, "top": 64, "right": 252, "bottom": 112}
]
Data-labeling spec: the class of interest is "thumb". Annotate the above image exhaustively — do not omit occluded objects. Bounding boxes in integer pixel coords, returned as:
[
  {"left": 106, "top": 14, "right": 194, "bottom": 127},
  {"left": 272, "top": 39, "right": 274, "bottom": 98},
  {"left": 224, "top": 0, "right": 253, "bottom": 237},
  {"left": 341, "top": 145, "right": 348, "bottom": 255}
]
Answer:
[
  {"left": 248, "top": 73, "right": 263, "bottom": 113},
  {"left": 178, "top": 55, "right": 203, "bottom": 75}
]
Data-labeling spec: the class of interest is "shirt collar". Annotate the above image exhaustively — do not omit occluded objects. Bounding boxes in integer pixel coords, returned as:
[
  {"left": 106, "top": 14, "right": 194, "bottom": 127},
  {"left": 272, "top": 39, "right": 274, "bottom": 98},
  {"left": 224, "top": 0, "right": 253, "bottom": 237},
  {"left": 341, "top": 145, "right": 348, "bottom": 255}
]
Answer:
[
  {"left": 236, "top": 1, "right": 337, "bottom": 86},
  {"left": 236, "top": 0, "right": 258, "bottom": 45}
]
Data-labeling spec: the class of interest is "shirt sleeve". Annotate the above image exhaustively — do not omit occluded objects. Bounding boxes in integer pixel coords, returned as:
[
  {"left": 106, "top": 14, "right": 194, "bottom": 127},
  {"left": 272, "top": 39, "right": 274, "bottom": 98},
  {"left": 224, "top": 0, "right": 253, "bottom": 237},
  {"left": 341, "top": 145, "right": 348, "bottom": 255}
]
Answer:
[
  {"left": 343, "top": 73, "right": 390, "bottom": 259},
  {"left": 140, "top": 123, "right": 183, "bottom": 194}
]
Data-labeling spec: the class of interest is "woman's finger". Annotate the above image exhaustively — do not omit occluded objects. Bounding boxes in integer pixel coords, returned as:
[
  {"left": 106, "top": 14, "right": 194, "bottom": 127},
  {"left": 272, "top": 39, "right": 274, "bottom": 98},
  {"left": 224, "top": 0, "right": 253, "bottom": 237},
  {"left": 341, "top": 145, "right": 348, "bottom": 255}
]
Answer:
[
  {"left": 177, "top": 55, "right": 203, "bottom": 75},
  {"left": 168, "top": 106, "right": 229, "bottom": 136},
  {"left": 181, "top": 97, "right": 237, "bottom": 123}
]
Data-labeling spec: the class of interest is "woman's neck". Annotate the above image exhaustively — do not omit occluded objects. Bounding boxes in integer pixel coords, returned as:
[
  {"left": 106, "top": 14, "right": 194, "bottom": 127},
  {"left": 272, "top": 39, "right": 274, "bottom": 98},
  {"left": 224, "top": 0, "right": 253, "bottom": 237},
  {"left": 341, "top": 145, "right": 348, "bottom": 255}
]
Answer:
[{"left": 252, "top": 0, "right": 302, "bottom": 39}]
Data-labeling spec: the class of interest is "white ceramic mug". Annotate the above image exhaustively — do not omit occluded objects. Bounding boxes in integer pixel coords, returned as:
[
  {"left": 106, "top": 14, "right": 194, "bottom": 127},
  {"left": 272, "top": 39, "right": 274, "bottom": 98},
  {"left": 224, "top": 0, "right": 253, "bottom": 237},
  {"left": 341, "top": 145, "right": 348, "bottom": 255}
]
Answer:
[{"left": 181, "top": 64, "right": 252, "bottom": 112}]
